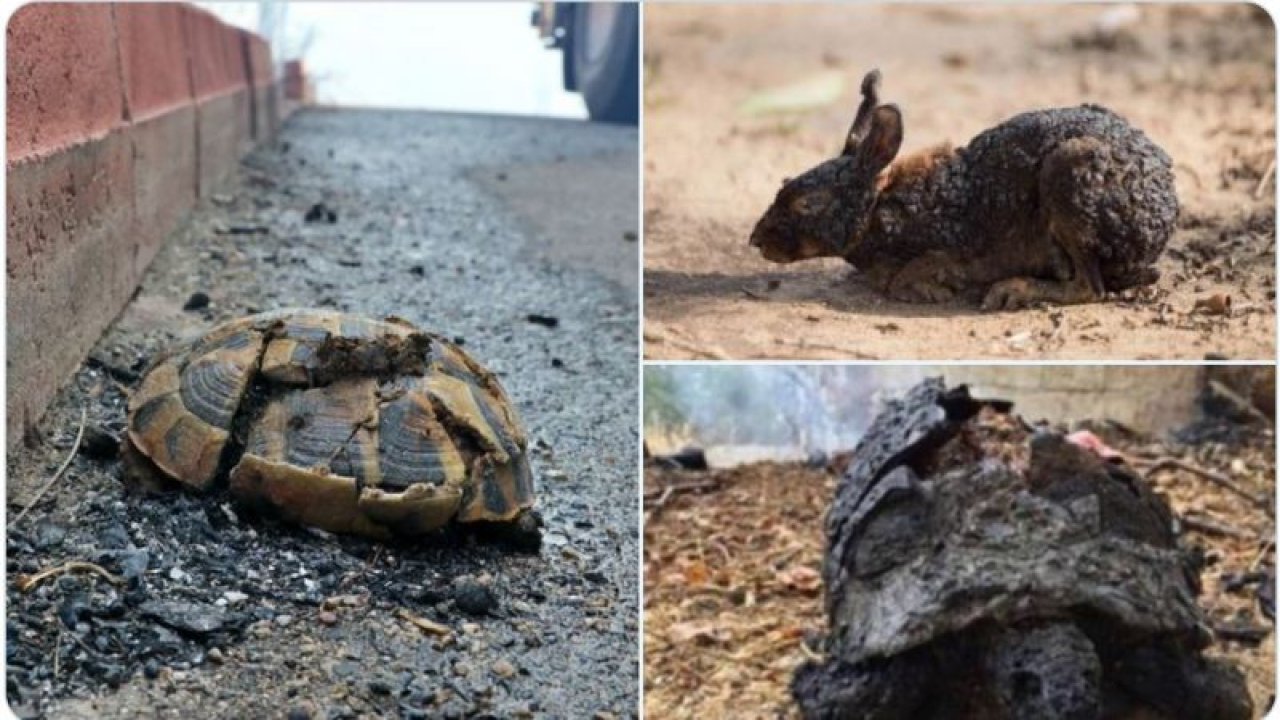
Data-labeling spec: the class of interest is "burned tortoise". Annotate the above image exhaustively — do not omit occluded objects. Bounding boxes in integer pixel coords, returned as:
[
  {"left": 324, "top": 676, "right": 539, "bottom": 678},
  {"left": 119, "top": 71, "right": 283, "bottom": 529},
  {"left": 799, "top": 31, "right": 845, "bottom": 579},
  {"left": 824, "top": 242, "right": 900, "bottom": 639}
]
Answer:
[
  {"left": 123, "top": 309, "right": 536, "bottom": 541},
  {"left": 795, "top": 379, "right": 1252, "bottom": 720}
]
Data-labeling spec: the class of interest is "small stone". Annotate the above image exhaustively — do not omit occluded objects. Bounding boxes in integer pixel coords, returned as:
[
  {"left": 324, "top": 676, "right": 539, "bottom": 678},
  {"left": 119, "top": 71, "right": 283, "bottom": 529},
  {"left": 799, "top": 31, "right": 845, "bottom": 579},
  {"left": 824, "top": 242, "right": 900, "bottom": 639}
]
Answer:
[
  {"left": 57, "top": 597, "right": 90, "bottom": 629},
  {"left": 275, "top": 614, "right": 294, "bottom": 627},
  {"left": 525, "top": 313, "right": 559, "bottom": 328},
  {"left": 118, "top": 549, "right": 150, "bottom": 579},
  {"left": 318, "top": 611, "right": 339, "bottom": 626},
  {"left": 79, "top": 424, "right": 120, "bottom": 460},
  {"left": 491, "top": 659, "right": 517, "bottom": 679},
  {"left": 98, "top": 523, "right": 131, "bottom": 549},
  {"left": 139, "top": 600, "right": 226, "bottom": 634},
  {"left": 452, "top": 577, "right": 498, "bottom": 616},
  {"left": 286, "top": 705, "right": 313, "bottom": 720},
  {"left": 183, "top": 292, "right": 211, "bottom": 311},
  {"left": 143, "top": 659, "right": 161, "bottom": 679},
  {"left": 304, "top": 203, "right": 338, "bottom": 224},
  {"left": 32, "top": 521, "right": 66, "bottom": 550},
  {"left": 223, "top": 590, "right": 249, "bottom": 604},
  {"left": 368, "top": 678, "right": 393, "bottom": 695},
  {"left": 332, "top": 660, "right": 361, "bottom": 680},
  {"left": 207, "top": 647, "right": 224, "bottom": 664}
]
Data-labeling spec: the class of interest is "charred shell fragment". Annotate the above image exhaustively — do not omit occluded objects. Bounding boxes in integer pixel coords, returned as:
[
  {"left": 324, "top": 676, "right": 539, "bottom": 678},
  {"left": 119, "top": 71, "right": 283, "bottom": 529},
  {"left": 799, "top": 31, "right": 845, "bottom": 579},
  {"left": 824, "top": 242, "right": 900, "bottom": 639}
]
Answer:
[
  {"left": 124, "top": 310, "right": 536, "bottom": 541},
  {"left": 795, "top": 379, "right": 1252, "bottom": 720}
]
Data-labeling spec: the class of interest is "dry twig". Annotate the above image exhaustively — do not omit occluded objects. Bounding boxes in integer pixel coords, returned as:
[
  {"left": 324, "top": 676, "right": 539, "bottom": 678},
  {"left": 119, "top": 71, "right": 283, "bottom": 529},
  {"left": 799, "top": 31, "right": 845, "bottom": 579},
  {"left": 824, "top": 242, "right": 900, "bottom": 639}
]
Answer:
[
  {"left": 1146, "top": 457, "right": 1271, "bottom": 514},
  {"left": 1206, "top": 379, "right": 1272, "bottom": 426},
  {"left": 396, "top": 607, "right": 451, "bottom": 637},
  {"left": 1254, "top": 157, "right": 1275, "bottom": 200},
  {"left": 1249, "top": 538, "right": 1274, "bottom": 572},
  {"left": 1181, "top": 514, "right": 1257, "bottom": 540},
  {"left": 1215, "top": 622, "right": 1272, "bottom": 646},
  {"left": 15, "top": 561, "right": 125, "bottom": 592},
  {"left": 645, "top": 478, "right": 723, "bottom": 524},
  {"left": 12, "top": 407, "right": 87, "bottom": 527}
]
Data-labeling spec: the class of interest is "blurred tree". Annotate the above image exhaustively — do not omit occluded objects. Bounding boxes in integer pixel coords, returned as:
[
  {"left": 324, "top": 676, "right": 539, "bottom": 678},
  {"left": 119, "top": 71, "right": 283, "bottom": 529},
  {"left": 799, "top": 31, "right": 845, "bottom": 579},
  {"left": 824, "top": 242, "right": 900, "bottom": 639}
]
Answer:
[{"left": 644, "top": 367, "right": 685, "bottom": 429}]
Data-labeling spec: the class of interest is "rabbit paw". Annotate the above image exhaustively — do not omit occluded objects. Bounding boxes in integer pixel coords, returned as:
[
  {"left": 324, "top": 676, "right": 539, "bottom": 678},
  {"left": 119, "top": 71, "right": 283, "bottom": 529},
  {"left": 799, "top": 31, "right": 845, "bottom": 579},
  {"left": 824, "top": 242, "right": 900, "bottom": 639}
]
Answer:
[
  {"left": 981, "top": 278, "right": 1036, "bottom": 311},
  {"left": 890, "top": 280, "right": 954, "bottom": 304},
  {"left": 887, "top": 253, "right": 962, "bottom": 304}
]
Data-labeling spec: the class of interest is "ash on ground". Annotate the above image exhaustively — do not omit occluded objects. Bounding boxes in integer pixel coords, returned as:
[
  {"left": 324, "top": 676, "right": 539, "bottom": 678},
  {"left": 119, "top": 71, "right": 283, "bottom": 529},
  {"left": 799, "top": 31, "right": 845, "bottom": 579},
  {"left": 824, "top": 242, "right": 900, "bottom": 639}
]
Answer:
[{"left": 8, "top": 110, "right": 639, "bottom": 719}]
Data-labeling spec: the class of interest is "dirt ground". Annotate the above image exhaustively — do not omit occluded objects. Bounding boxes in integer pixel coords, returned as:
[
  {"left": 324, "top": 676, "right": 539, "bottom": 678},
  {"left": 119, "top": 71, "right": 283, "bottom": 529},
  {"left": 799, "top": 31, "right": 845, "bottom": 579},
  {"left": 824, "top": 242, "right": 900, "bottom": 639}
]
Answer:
[
  {"left": 643, "top": 4, "right": 1276, "bottom": 360},
  {"left": 643, "top": 410, "right": 1275, "bottom": 718},
  {"left": 6, "top": 109, "right": 638, "bottom": 718}
]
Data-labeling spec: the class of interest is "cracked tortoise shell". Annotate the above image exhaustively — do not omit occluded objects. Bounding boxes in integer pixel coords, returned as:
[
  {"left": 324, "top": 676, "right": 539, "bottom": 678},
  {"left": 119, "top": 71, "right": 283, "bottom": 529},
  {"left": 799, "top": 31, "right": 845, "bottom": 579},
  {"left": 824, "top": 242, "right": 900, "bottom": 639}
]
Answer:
[{"left": 123, "top": 309, "right": 536, "bottom": 539}]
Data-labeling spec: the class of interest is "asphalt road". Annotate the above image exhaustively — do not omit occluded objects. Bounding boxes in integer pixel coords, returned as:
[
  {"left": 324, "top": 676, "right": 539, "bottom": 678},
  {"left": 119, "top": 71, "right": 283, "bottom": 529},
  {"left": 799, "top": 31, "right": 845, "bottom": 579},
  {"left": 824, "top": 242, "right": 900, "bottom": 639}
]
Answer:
[{"left": 6, "top": 109, "right": 639, "bottom": 719}]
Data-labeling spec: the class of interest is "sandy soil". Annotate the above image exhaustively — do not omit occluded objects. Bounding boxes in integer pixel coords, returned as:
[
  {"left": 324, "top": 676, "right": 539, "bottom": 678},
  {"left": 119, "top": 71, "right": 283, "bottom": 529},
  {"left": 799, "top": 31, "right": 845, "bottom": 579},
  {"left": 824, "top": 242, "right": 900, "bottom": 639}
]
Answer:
[
  {"left": 643, "top": 411, "right": 1275, "bottom": 718},
  {"left": 643, "top": 4, "right": 1276, "bottom": 360}
]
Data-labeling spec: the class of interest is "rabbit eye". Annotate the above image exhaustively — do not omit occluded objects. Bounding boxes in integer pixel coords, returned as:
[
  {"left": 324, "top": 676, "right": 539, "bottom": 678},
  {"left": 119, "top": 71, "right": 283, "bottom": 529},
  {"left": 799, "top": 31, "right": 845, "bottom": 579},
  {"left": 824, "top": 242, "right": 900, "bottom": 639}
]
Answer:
[{"left": 791, "top": 191, "right": 830, "bottom": 215}]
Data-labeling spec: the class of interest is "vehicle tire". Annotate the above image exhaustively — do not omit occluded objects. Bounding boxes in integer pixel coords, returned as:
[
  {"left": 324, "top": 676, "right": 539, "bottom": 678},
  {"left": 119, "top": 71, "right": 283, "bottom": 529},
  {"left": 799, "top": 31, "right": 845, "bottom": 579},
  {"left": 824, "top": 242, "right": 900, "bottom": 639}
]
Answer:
[{"left": 571, "top": 3, "right": 638, "bottom": 124}]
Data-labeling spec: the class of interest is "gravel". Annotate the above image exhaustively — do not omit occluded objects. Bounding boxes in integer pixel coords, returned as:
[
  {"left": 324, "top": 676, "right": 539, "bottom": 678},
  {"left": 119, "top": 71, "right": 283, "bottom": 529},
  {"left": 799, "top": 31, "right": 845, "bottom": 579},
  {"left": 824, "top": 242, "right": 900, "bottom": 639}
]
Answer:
[{"left": 6, "top": 108, "right": 638, "bottom": 718}]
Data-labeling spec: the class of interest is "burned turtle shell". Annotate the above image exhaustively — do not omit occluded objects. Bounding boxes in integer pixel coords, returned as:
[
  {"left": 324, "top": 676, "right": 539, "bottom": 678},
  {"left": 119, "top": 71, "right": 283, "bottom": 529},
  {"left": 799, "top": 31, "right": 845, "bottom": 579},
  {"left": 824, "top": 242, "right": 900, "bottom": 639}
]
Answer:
[
  {"left": 796, "top": 379, "right": 1252, "bottom": 720},
  {"left": 124, "top": 310, "right": 535, "bottom": 539}
]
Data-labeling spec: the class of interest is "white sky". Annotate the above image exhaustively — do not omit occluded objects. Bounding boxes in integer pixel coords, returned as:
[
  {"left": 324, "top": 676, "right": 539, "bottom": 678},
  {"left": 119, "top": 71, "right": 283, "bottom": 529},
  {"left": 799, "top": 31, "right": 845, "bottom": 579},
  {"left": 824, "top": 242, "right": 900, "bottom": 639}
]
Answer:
[{"left": 198, "top": 2, "right": 587, "bottom": 118}]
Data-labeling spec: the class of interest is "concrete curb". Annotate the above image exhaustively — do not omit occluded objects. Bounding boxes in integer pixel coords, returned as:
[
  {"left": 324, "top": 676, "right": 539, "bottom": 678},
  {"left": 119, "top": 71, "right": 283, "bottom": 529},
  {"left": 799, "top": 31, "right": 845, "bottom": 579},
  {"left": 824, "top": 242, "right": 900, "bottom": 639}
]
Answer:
[{"left": 6, "top": 2, "right": 306, "bottom": 445}]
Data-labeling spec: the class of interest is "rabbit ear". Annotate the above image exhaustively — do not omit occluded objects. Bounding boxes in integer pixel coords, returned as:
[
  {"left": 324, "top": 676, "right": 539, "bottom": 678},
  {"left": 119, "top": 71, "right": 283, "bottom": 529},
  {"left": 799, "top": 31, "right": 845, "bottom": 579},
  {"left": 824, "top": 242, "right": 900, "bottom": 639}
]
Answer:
[
  {"left": 859, "top": 104, "right": 903, "bottom": 171},
  {"left": 842, "top": 69, "right": 883, "bottom": 155}
]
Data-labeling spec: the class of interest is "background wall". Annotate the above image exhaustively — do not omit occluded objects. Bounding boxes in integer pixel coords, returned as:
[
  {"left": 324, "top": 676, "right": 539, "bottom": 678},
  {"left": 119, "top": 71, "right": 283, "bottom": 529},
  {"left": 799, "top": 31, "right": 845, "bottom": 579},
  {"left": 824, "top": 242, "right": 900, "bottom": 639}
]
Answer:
[{"left": 6, "top": 2, "right": 299, "bottom": 445}]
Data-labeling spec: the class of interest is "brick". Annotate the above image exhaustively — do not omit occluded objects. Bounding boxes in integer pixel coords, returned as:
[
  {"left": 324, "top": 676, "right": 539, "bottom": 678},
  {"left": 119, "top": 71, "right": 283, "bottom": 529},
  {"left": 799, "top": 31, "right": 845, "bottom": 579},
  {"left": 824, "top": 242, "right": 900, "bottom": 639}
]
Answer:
[
  {"left": 243, "top": 31, "right": 276, "bottom": 140},
  {"left": 284, "top": 60, "right": 307, "bottom": 100},
  {"left": 114, "top": 3, "right": 194, "bottom": 121},
  {"left": 130, "top": 106, "right": 197, "bottom": 276},
  {"left": 245, "top": 31, "right": 273, "bottom": 88},
  {"left": 184, "top": 5, "right": 242, "bottom": 98},
  {"left": 7, "top": 133, "right": 137, "bottom": 445},
  {"left": 6, "top": 3, "right": 125, "bottom": 161},
  {"left": 196, "top": 90, "right": 250, "bottom": 195}
]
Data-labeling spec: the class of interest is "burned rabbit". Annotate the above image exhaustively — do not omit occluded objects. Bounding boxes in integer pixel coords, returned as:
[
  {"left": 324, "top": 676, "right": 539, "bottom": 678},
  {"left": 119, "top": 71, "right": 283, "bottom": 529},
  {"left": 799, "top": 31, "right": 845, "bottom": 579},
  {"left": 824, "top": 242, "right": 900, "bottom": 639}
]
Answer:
[{"left": 750, "top": 70, "right": 1177, "bottom": 310}]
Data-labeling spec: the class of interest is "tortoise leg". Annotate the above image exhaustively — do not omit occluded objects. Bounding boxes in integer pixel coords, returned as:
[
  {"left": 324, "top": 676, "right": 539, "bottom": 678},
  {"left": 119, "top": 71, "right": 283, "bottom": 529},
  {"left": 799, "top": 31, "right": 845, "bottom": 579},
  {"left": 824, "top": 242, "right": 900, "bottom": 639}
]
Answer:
[
  {"left": 470, "top": 509, "right": 543, "bottom": 552},
  {"left": 1110, "top": 641, "right": 1253, "bottom": 720},
  {"left": 119, "top": 436, "right": 180, "bottom": 495},
  {"left": 793, "top": 653, "right": 933, "bottom": 720},
  {"left": 984, "top": 622, "right": 1102, "bottom": 720}
]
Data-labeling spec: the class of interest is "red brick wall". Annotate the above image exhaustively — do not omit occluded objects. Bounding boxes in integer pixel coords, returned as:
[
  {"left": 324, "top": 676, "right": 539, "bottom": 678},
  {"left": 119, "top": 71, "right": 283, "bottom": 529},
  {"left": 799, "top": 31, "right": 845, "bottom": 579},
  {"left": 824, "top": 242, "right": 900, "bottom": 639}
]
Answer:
[
  {"left": 6, "top": 2, "right": 302, "bottom": 445},
  {"left": 6, "top": 4, "right": 126, "bottom": 161}
]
